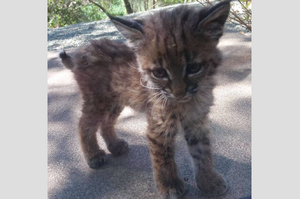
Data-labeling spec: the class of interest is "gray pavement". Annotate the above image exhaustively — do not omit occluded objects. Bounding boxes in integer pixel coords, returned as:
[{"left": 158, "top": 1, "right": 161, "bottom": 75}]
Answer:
[{"left": 48, "top": 30, "right": 251, "bottom": 199}]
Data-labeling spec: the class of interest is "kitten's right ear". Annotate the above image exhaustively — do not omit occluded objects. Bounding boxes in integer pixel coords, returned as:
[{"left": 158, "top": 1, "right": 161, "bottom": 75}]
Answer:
[
  {"left": 110, "top": 17, "right": 144, "bottom": 44},
  {"left": 88, "top": 0, "right": 144, "bottom": 45}
]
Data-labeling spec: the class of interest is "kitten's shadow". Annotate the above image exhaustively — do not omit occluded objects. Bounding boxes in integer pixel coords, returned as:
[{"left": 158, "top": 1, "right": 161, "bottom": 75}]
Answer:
[
  {"left": 49, "top": 135, "right": 250, "bottom": 199},
  {"left": 49, "top": 144, "right": 159, "bottom": 198}
]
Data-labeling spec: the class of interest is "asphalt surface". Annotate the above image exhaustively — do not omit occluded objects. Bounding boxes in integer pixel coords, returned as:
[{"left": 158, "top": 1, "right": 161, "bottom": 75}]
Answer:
[{"left": 48, "top": 29, "right": 251, "bottom": 199}]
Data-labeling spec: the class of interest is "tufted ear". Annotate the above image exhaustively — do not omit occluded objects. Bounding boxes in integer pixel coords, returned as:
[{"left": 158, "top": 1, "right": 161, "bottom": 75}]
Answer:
[
  {"left": 198, "top": 0, "right": 231, "bottom": 39},
  {"left": 88, "top": 0, "right": 144, "bottom": 45},
  {"left": 110, "top": 17, "right": 144, "bottom": 44}
]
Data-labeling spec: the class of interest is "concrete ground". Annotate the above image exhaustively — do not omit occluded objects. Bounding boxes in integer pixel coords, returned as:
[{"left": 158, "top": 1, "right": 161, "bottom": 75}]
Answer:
[{"left": 48, "top": 30, "right": 251, "bottom": 199}]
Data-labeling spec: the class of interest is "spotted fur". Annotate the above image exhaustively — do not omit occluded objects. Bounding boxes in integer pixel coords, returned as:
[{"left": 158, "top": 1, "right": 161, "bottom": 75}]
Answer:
[{"left": 59, "top": 1, "right": 231, "bottom": 198}]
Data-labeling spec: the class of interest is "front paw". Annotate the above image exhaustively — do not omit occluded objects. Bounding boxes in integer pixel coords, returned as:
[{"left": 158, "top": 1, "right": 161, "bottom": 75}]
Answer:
[
  {"left": 87, "top": 150, "right": 107, "bottom": 169},
  {"left": 107, "top": 139, "right": 129, "bottom": 156},
  {"left": 197, "top": 171, "right": 228, "bottom": 197},
  {"left": 158, "top": 178, "right": 186, "bottom": 199}
]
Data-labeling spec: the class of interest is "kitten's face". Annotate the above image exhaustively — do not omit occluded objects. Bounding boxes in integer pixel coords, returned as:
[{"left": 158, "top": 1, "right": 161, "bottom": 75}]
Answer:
[
  {"left": 111, "top": 3, "right": 230, "bottom": 102},
  {"left": 138, "top": 42, "right": 214, "bottom": 103}
]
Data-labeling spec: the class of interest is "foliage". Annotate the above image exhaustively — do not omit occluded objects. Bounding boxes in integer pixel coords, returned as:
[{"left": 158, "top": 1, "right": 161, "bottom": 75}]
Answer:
[
  {"left": 48, "top": 0, "right": 252, "bottom": 32},
  {"left": 48, "top": 0, "right": 126, "bottom": 28},
  {"left": 160, "top": 0, "right": 186, "bottom": 5}
]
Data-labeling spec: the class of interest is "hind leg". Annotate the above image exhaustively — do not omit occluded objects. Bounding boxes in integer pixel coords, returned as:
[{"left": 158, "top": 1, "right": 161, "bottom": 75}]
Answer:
[
  {"left": 99, "top": 105, "right": 129, "bottom": 156},
  {"left": 79, "top": 112, "right": 106, "bottom": 169}
]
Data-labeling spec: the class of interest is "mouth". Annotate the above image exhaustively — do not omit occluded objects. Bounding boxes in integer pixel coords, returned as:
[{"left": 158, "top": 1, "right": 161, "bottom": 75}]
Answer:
[
  {"left": 175, "top": 90, "right": 198, "bottom": 103},
  {"left": 177, "top": 97, "right": 192, "bottom": 103},
  {"left": 164, "top": 92, "right": 194, "bottom": 104},
  {"left": 168, "top": 94, "right": 192, "bottom": 103}
]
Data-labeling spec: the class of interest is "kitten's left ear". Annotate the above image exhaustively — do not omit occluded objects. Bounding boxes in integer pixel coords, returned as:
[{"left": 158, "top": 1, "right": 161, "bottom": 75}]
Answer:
[
  {"left": 198, "top": 1, "right": 231, "bottom": 39},
  {"left": 110, "top": 16, "right": 144, "bottom": 44}
]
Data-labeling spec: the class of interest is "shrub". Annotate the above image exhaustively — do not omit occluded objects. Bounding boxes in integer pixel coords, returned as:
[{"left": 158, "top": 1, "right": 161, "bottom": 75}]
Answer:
[{"left": 48, "top": 0, "right": 126, "bottom": 28}]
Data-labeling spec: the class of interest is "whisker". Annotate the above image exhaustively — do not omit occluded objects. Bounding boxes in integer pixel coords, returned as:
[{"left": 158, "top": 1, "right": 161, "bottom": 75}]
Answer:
[
  {"left": 198, "top": 90, "right": 211, "bottom": 99},
  {"left": 146, "top": 92, "right": 163, "bottom": 107},
  {"left": 140, "top": 77, "right": 160, "bottom": 90},
  {"left": 151, "top": 94, "right": 165, "bottom": 117},
  {"left": 156, "top": 94, "right": 165, "bottom": 107},
  {"left": 162, "top": 95, "right": 169, "bottom": 119}
]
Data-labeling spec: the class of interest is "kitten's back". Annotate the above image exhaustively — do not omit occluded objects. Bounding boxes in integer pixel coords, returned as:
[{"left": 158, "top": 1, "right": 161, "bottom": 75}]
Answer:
[
  {"left": 59, "top": 38, "right": 141, "bottom": 103},
  {"left": 60, "top": 39, "right": 136, "bottom": 71}
]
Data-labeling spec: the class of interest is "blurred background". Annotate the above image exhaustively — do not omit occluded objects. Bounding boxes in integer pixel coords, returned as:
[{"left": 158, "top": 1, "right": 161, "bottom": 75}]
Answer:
[{"left": 48, "top": 0, "right": 251, "bottom": 32}]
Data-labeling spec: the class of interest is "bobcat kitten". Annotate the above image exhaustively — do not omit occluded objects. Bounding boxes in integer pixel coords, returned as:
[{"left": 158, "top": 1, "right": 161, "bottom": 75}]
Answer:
[{"left": 59, "top": 1, "right": 231, "bottom": 198}]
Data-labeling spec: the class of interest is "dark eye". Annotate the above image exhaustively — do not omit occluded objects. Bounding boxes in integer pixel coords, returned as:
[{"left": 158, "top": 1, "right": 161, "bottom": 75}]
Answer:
[
  {"left": 152, "top": 68, "right": 167, "bottom": 78},
  {"left": 186, "top": 63, "right": 202, "bottom": 74}
]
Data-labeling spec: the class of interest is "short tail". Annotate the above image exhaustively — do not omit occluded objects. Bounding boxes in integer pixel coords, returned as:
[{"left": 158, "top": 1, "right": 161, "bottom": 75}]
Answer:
[{"left": 58, "top": 49, "right": 74, "bottom": 69}]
